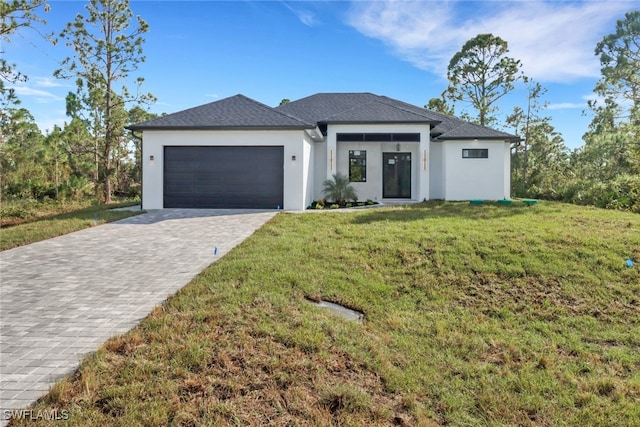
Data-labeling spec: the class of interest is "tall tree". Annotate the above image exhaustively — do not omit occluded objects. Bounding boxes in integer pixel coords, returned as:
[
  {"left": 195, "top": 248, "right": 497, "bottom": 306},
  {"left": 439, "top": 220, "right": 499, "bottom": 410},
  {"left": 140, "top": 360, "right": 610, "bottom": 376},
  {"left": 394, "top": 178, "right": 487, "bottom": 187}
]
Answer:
[
  {"left": 54, "top": 0, "right": 154, "bottom": 203},
  {"left": 564, "top": 11, "right": 640, "bottom": 212},
  {"left": 445, "top": 33, "right": 522, "bottom": 127},
  {"left": 593, "top": 10, "right": 640, "bottom": 121},
  {"left": 506, "top": 79, "right": 546, "bottom": 192},
  {"left": 127, "top": 105, "right": 156, "bottom": 187},
  {"left": 507, "top": 80, "right": 569, "bottom": 199},
  {"left": 592, "top": 11, "right": 640, "bottom": 172},
  {"left": 0, "top": 0, "right": 49, "bottom": 130},
  {"left": 425, "top": 96, "right": 454, "bottom": 115}
]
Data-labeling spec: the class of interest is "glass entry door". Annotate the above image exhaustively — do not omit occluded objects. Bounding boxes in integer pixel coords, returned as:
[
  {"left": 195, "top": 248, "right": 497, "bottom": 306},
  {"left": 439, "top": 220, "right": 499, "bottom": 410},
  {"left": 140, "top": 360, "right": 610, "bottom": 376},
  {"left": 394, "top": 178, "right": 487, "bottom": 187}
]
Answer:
[{"left": 383, "top": 153, "right": 411, "bottom": 198}]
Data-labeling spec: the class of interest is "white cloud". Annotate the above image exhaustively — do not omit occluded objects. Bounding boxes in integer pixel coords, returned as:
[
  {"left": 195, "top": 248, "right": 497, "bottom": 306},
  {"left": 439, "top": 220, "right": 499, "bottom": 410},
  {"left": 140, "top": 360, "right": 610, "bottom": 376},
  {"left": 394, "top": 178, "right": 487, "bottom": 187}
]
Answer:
[
  {"left": 546, "top": 102, "right": 586, "bottom": 110},
  {"left": 282, "top": 2, "right": 318, "bottom": 27},
  {"left": 10, "top": 85, "right": 64, "bottom": 103},
  {"left": 346, "top": 0, "right": 632, "bottom": 82},
  {"left": 32, "top": 76, "right": 68, "bottom": 88}
]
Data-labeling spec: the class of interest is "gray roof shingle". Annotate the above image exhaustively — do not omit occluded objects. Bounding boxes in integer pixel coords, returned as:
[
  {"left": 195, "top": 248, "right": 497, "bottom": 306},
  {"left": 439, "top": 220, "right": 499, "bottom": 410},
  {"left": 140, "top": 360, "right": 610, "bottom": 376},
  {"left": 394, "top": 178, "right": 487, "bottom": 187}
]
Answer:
[
  {"left": 275, "top": 93, "right": 441, "bottom": 123},
  {"left": 427, "top": 109, "right": 518, "bottom": 140},
  {"left": 276, "top": 93, "right": 517, "bottom": 140},
  {"left": 127, "top": 94, "right": 314, "bottom": 130},
  {"left": 128, "top": 92, "right": 519, "bottom": 140}
]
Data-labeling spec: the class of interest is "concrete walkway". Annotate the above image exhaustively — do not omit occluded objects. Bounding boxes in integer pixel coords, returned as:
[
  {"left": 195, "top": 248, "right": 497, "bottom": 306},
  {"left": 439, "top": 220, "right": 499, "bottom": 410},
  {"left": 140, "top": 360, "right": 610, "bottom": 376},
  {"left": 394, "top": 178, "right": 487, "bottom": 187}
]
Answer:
[{"left": 0, "top": 209, "right": 277, "bottom": 421}]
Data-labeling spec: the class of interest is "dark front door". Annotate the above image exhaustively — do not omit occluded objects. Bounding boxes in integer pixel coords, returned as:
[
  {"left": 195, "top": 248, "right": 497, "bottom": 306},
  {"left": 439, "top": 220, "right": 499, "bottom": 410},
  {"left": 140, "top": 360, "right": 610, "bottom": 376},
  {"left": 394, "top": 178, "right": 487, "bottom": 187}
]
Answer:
[{"left": 383, "top": 152, "right": 411, "bottom": 198}]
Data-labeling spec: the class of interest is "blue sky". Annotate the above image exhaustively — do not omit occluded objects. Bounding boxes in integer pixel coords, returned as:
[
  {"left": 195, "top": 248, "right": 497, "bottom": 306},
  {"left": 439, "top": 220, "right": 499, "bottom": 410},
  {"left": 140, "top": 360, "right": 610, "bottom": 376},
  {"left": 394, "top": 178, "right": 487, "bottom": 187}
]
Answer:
[{"left": 4, "top": 0, "right": 638, "bottom": 149}]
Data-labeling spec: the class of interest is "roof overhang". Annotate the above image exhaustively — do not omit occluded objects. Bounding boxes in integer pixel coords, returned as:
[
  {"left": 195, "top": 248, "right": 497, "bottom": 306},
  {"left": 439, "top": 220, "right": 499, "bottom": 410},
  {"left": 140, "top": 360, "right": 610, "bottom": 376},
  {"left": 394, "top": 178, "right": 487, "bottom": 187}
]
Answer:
[
  {"left": 125, "top": 125, "right": 315, "bottom": 132},
  {"left": 305, "top": 126, "right": 325, "bottom": 141},
  {"left": 320, "top": 120, "right": 438, "bottom": 126},
  {"left": 435, "top": 135, "right": 522, "bottom": 142}
]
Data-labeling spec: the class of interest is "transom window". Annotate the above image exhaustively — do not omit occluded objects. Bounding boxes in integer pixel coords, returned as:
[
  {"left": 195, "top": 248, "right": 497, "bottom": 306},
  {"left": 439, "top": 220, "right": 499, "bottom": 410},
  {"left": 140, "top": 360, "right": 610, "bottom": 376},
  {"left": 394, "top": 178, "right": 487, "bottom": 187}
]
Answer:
[
  {"left": 462, "top": 148, "right": 488, "bottom": 159},
  {"left": 337, "top": 133, "right": 420, "bottom": 142},
  {"left": 349, "top": 150, "right": 366, "bottom": 182}
]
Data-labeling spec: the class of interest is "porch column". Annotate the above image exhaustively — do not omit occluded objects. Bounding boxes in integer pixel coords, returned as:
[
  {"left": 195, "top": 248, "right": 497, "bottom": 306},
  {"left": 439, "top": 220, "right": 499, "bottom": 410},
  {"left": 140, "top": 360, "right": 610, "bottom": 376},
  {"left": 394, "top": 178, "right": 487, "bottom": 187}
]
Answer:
[
  {"left": 418, "top": 131, "right": 430, "bottom": 201},
  {"left": 326, "top": 134, "right": 337, "bottom": 182}
]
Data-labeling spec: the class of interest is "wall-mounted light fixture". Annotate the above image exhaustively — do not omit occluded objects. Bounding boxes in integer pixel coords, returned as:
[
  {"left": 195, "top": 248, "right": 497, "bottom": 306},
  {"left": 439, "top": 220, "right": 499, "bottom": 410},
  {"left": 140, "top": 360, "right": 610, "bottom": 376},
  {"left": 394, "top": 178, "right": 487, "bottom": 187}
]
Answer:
[
  {"left": 291, "top": 155, "right": 296, "bottom": 161},
  {"left": 396, "top": 143, "right": 401, "bottom": 152},
  {"left": 149, "top": 155, "right": 155, "bottom": 161}
]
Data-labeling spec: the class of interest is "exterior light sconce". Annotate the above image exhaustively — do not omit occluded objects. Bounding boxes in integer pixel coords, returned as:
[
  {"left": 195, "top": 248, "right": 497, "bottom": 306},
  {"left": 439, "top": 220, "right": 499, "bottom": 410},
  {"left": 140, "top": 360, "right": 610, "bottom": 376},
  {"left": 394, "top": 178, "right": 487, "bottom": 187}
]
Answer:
[
  {"left": 396, "top": 143, "right": 401, "bottom": 152},
  {"left": 291, "top": 155, "right": 296, "bottom": 161},
  {"left": 149, "top": 155, "right": 155, "bottom": 161}
]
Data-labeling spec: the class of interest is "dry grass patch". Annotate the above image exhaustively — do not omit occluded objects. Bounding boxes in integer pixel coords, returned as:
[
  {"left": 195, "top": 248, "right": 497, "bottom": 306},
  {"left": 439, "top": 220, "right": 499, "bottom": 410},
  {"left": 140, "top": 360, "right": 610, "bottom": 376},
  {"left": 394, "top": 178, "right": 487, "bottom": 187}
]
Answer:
[{"left": 10, "top": 201, "right": 640, "bottom": 426}]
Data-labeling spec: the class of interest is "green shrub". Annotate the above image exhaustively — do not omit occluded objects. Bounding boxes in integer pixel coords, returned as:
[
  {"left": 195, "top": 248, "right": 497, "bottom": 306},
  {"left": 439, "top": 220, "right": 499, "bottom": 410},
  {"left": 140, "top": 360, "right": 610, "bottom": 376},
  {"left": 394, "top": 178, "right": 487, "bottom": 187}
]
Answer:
[{"left": 322, "top": 173, "right": 357, "bottom": 204}]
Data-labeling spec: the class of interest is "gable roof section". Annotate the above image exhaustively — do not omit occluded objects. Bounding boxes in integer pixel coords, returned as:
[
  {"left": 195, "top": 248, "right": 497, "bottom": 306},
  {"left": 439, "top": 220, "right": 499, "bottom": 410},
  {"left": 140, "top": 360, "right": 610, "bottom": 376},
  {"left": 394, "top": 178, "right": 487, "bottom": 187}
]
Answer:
[
  {"left": 436, "top": 121, "right": 518, "bottom": 140},
  {"left": 275, "top": 93, "right": 441, "bottom": 124},
  {"left": 276, "top": 93, "right": 518, "bottom": 140},
  {"left": 127, "top": 94, "right": 314, "bottom": 130},
  {"left": 427, "top": 109, "right": 519, "bottom": 141}
]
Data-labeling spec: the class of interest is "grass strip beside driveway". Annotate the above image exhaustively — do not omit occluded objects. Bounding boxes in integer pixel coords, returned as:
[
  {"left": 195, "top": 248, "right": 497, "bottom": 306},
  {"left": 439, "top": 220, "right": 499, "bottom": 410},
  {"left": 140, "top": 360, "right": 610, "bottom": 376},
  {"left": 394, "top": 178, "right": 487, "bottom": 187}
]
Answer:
[
  {"left": 0, "top": 203, "right": 142, "bottom": 251},
  {"left": 11, "top": 201, "right": 640, "bottom": 426}
]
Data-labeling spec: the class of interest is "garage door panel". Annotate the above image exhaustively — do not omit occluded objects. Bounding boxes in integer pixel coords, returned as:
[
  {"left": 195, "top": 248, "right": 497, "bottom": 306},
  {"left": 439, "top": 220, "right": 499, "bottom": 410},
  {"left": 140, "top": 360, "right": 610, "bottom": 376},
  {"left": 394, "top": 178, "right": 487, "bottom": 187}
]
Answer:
[{"left": 164, "top": 146, "right": 284, "bottom": 209}]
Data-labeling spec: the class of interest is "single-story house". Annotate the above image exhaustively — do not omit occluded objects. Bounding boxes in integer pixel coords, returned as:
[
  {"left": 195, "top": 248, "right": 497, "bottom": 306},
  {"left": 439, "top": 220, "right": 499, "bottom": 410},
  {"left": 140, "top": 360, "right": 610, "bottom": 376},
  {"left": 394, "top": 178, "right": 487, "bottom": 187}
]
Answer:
[{"left": 127, "top": 93, "right": 519, "bottom": 210}]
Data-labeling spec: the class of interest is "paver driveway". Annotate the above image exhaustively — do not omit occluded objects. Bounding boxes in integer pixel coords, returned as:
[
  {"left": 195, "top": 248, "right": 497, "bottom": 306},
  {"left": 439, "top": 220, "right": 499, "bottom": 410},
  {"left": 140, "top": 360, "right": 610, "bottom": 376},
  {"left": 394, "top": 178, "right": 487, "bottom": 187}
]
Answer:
[{"left": 0, "top": 209, "right": 277, "bottom": 420}]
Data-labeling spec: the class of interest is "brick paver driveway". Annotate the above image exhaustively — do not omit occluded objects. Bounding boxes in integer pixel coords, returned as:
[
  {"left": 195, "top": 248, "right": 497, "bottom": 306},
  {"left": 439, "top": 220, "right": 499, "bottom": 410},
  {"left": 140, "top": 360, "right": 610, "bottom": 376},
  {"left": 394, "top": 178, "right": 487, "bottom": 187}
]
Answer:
[{"left": 0, "top": 209, "right": 277, "bottom": 420}]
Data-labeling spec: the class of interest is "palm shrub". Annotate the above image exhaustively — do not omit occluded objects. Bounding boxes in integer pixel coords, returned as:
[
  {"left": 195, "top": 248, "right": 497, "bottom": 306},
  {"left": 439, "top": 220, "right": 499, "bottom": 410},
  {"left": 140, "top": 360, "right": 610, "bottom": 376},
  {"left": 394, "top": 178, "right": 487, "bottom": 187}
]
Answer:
[{"left": 322, "top": 173, "right": 357, "bottom": 205}]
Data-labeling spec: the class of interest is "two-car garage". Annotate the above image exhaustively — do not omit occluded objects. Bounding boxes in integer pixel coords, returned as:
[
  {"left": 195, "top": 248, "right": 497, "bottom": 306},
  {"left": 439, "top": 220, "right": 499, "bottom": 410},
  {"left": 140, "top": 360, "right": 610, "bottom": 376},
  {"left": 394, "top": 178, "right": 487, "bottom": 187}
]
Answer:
[{"left": 163, "top": 146, "right": 284, "bottom": 209}]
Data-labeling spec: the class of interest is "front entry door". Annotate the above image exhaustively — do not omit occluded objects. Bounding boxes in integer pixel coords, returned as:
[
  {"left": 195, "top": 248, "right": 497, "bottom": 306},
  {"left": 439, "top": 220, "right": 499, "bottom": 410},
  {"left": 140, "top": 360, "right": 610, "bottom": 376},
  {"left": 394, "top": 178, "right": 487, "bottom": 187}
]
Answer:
[{"left": 383, "top": 153, "right": 411, "bottom": 198}]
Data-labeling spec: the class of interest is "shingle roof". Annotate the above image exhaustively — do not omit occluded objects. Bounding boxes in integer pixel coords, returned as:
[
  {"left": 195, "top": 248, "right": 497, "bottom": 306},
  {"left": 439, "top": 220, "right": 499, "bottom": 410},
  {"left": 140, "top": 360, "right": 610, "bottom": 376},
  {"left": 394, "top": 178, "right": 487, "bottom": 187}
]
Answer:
[
  {"left": 275, "top": 93, "right": 441, "bottom": 123},
  {"left": 127, "top": 94, "right": 314, "bottom": 130},
  {"left": 276, "top": 93, "right": 517, "bottom": 140},
  {"left": 128, "top": 92, "right": 519, "bottom": 140},
  {"left": 427, "top": 109, "right": 518, "bottom": 140}
]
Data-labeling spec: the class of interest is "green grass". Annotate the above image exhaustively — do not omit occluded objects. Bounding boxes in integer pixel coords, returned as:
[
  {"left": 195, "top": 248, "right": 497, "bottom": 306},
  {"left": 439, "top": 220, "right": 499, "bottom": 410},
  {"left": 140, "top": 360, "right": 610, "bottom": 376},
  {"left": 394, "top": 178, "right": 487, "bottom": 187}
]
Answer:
[
  {"left": 0, "top": 201, "right": 142, "bottom": 251},
  {"left": 11, "top": 201, "right": 640, "bottom": 426}
]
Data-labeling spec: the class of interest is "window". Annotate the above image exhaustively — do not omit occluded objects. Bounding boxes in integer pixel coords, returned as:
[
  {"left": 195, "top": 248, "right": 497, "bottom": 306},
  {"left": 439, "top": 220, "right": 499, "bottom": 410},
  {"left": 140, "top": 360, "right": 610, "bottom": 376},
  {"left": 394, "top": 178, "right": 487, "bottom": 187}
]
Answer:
[
  {"left": 462, "top": 148, "right": 488, "bottom": 159},
  {"left": 337, "top": 133, "right": 420, "bottom": 142},
  {"left": 349, "top": 150, "right": 366, "bottom": 182}
]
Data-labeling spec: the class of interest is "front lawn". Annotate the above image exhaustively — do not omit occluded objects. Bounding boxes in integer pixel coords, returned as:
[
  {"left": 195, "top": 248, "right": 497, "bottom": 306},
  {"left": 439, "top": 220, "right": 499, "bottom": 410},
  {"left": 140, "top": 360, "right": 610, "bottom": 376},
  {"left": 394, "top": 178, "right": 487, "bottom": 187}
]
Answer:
[
  {"left": 0, "top": 201, "right": 142, "bottom": 251},
  {"left": 12, "top": 201, "right": 640, "bottom": 426}
]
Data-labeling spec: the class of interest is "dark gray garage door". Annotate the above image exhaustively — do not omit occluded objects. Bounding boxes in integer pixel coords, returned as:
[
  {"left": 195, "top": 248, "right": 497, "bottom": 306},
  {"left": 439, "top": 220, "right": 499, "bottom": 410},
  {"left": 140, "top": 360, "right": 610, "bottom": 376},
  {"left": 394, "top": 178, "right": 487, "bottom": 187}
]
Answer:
[{"left": 164, "top": 146, "right": 284, "bottom": 208}]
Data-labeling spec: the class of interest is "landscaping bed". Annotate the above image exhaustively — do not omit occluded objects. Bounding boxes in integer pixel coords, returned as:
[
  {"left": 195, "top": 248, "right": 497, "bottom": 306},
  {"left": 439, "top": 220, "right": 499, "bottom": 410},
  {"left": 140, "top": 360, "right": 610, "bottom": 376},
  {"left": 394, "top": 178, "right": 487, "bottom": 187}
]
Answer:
[{"left": 308, "top": 199, "right": 379, "bottom": 210}]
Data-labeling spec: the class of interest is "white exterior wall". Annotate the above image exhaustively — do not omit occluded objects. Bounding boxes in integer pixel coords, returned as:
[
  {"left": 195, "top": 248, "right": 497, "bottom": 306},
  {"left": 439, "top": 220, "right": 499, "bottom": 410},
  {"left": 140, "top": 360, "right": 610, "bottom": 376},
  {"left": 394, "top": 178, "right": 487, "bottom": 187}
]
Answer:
[
  {"left": 429, "top": 141, "right": 444, "bottom": 199},
  {"left": 313, "top": 139, "right": 327, "bottom": 201},
  {"left": 442, "top": 139, "right": 511, "bottom": 200},
  {"left": 141, "top": 129, "right": 312, "bottom": 211},
  {"left": 321, "top": 123, "right": 431, "bottom": 202},
  {"left": 302, "top": 133, "right": 314, "bottom": 208},
  {"left": 504, "top": 142, "right": 511, "bottom": 198}
]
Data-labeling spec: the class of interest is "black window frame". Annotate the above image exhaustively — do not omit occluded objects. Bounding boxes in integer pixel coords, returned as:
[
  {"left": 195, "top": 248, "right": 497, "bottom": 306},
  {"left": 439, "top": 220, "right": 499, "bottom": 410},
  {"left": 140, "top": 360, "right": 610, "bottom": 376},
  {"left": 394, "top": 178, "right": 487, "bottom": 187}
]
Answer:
[
  {"left": 462, "top": 148, "right": 489, "bottom": 159},
  {"left": 337, "top": 133, "right": 420, "bottom": 142},
  {"left": 348, "top": 150, "right": 367, "bottom": 182}
]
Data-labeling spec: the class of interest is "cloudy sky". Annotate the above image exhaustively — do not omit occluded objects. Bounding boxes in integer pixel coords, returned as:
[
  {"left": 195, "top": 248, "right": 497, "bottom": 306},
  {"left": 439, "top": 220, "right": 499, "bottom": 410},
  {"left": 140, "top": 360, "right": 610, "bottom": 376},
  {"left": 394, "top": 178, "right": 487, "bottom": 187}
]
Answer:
[{"left": 4, "top": 0, "right": 637, "bottom": 148}]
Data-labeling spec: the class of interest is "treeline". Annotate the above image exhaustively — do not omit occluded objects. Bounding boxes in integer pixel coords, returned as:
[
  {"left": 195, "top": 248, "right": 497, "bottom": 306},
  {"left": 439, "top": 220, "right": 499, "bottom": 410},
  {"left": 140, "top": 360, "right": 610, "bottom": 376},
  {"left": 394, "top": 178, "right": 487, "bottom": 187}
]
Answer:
[
  {"left": 429, "top": 11, "right": 640, "bottom": 213},
  {"left": 1, "top": 105, "right": 155, "bottom": 201},
  {"left": 1, "top": 2, "right": 639, "bottom": 213},
  {"left": 1, "top": 0, "right": 155, "bottom": 204}
]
